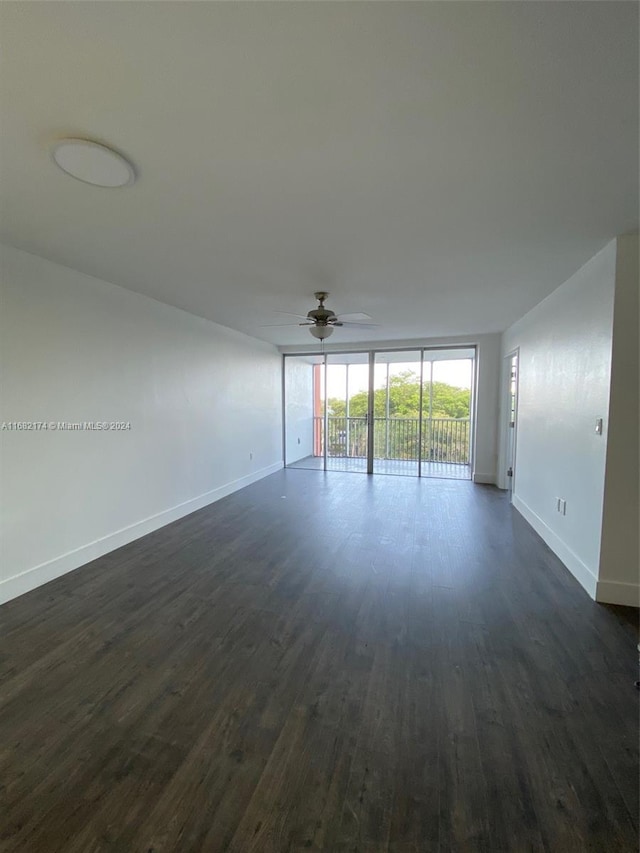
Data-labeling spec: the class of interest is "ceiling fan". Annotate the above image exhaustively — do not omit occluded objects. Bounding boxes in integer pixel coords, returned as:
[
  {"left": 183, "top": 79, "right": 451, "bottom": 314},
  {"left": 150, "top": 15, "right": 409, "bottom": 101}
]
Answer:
[{"left": 263, "top": 292, "right": 377, "bottom": 339}]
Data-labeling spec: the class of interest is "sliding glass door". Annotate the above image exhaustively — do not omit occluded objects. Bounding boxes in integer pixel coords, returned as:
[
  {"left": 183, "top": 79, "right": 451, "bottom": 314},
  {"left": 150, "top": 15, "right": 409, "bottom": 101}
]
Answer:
[{"left": 284, "top": 347, "right": 474, "bottom": 479}]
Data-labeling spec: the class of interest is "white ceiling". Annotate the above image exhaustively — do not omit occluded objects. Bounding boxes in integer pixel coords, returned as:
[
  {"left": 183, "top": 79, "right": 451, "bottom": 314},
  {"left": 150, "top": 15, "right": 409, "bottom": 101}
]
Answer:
[{"left": 1, "top": 2, "right": 637, "bottom": 346}]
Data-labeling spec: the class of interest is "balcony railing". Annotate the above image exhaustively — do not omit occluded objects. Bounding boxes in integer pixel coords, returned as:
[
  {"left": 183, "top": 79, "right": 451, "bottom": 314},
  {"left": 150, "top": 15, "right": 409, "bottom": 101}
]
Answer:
[{"left": 313, "top": 416, "right": 471, "bottom": 465}]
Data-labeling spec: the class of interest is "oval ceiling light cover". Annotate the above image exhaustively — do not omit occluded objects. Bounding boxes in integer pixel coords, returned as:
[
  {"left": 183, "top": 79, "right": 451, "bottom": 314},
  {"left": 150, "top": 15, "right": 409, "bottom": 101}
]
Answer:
[{"left": 51, "top": 139, "right": 136, "bottom": 187}]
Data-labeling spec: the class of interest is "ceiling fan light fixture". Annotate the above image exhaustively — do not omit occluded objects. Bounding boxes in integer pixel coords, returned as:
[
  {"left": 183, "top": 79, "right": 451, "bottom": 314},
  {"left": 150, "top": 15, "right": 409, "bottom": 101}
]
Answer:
[{"left": 309, "top": 325, "right": 334, "bottom": 340}]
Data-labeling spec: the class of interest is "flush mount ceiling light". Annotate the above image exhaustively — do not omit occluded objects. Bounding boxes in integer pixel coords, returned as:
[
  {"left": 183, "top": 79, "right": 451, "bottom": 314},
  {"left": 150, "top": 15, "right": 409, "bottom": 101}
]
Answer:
[{"left": 50, "top": 139, "right": 136, "bottom": 187}]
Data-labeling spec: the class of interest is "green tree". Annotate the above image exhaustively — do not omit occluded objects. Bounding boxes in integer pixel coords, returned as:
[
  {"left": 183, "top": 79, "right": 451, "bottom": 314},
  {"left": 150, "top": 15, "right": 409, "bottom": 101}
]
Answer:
[
  {"left": 324, "top": 370, "right": 470, "bottom": 462},
  {"left": 327, "top": 371, "right": 470, "bottom": 419}
]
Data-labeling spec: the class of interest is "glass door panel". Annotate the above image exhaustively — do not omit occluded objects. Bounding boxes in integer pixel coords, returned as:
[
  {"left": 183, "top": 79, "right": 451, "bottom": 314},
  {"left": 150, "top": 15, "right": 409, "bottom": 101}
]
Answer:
[
  {"left": 325, "top": 353, "right": 370, "bottom": 472},
  {"left": 373, "top": 351, "right": 422, "bottom": 476},
  {"left": 284, "top": 354, "right": 325, "bottom": 470},
  {"left": 421, "top": 352, "right": 473, "bottom": 479}
]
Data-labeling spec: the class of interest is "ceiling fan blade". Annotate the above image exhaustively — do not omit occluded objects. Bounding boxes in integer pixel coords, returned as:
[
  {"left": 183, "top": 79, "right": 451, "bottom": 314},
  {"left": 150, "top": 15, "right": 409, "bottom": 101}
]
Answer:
[
  {"left": 336, "top": 321, "right": 379, "bottom": 328},
  {"left": 258, "top": 322, "right": 305, "bottom": 327},
  {"left": 273, "top": 311, "right": 312, "bottom": 320},
  {"left": 336, "top": 312, "right": 372, "bottom": 322}
]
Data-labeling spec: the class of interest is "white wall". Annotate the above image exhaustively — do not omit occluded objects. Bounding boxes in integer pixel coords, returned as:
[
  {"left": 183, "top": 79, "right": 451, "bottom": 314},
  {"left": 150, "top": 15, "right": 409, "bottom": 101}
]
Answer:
[
  {"left": 280, "top": 333, "right": 502, "bottom": 484},
  {"left": 501, "top": 242, "right": 617, "bottom": 599},
  {"left": 284, "top": 357, "right": 314, "bottom": 464},
  {"left": 471, "top": 334, "right": 501, "bottom": 484},
  {"left": 0, "top": 245, "right": 283, "bottom": 603},
  {"left": 598, "top": 234, "right": 639, "bottom": 605}
]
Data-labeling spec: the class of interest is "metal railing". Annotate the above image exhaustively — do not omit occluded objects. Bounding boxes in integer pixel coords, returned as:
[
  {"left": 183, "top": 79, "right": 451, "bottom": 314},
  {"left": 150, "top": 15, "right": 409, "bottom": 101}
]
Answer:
[{"left": 313, "top": 416, "right": 471, "bottom": 465}]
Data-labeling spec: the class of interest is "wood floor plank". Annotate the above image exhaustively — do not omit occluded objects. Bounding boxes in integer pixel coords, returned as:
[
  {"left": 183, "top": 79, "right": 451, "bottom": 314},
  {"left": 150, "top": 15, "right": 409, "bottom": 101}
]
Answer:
[{"left": 1, "top": 471, "right": 637, "bottom": 852}]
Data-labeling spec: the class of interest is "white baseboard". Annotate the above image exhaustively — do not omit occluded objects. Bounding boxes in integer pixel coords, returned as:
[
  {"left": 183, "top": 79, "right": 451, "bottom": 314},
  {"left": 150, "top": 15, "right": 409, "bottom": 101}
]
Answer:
[
  {"left": 0, "top": 461, "right": 283, "bottom": 605},
  {"left": 596, "top": 579, "right": 640, "bottom": 607},
  {"left": 512, "top": 494, "right": 598, "bottom": 599},
  {"left": 473, "top": 472, "right": 496, "bottom": 485}
]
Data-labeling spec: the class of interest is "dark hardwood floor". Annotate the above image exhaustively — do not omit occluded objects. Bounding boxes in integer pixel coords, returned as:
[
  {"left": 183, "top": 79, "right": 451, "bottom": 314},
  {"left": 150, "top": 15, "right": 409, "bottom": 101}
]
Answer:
[{"left": 1, "top": 471, "right": 638, "bottom": 852}]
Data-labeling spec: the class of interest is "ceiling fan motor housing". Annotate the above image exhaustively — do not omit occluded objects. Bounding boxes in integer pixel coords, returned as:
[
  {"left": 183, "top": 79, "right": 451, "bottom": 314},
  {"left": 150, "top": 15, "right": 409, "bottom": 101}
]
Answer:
[
  {"left": 307, "top": 308, "right": 335, "bottom": 324},
  {"left": 308, "top": 291, "right": 336, "bottom": 324}
]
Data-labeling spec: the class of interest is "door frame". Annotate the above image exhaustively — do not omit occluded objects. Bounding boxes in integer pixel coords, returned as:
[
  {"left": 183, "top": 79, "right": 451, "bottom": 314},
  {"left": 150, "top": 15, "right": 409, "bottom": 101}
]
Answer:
[
  {"left": 366, "top": 352, "right": 375, "bottom": 473},
  {"left": 502, "top": 349, "right": 519, "bottom": 500}
]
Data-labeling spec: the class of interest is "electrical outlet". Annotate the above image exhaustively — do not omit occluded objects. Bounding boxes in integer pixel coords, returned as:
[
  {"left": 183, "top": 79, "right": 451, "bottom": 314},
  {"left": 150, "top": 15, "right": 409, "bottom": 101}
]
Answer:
[
  {"left": 249, "top": 452, "right": 253, "bottom": 460},
  {"left": 297, "top": 437, "right": 301, "bottom": 444}
]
